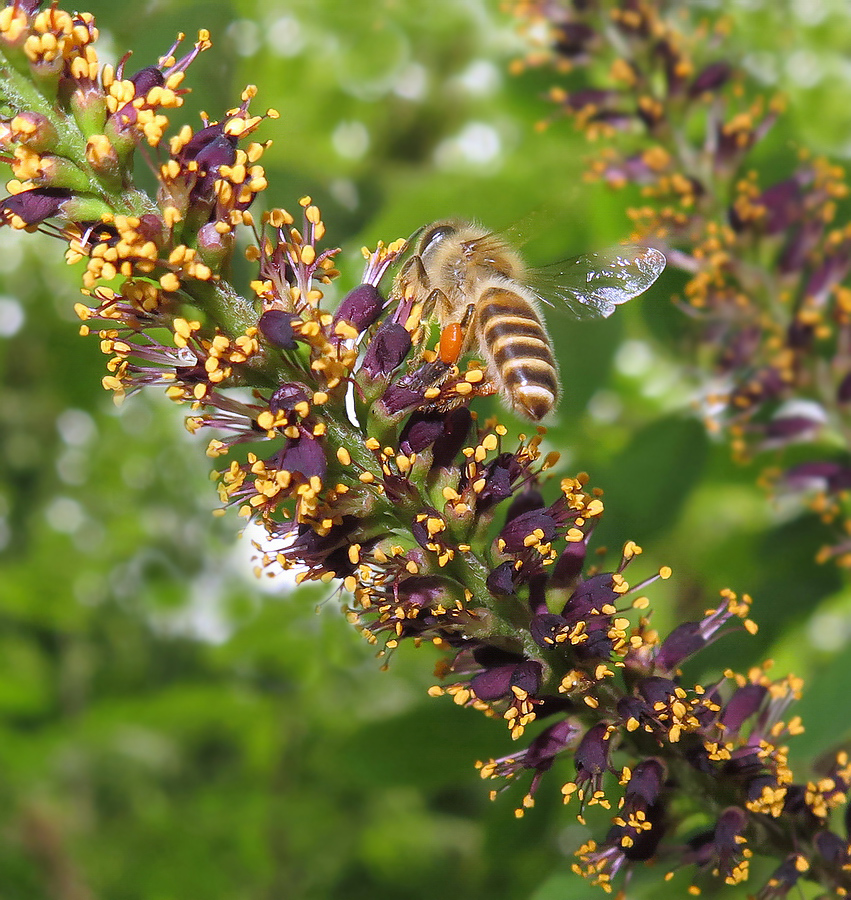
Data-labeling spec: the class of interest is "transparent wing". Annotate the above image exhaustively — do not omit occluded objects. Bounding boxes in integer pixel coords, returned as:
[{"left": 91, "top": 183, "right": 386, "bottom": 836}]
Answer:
[{"left": 529, "top": 245, "right": 667, "bottom": 319}]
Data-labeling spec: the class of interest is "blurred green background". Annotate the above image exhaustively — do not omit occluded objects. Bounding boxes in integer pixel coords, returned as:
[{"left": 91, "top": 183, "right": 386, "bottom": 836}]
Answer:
[{"left": 1, "top": 1, "right": 850, "bottom": 897}]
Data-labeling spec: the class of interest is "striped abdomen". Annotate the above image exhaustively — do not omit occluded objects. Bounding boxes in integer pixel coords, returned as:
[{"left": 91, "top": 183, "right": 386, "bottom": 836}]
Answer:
[{"left": 476, "top": 285, "right": 558, "bottom": 421}]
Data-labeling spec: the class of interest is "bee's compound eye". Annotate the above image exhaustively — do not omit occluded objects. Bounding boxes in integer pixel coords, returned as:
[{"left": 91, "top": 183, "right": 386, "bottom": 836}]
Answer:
[
  {"left": 439, "top": 322, "right": 464, "bottom": 365},
  {"left": 419, "top": 222, "right": 457, "bottom": 257}
]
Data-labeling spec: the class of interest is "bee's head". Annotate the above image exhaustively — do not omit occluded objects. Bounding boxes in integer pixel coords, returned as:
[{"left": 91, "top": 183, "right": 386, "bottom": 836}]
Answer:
[{"left": 416, "top": 220, "right": 461, "bottom": 259}]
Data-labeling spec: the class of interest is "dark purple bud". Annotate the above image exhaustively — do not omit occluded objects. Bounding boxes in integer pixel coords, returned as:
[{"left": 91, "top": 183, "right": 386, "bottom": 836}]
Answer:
[
  {"left": 689, "top": 61, "right": 732, "bottom": 96},
  {"left": 410, "top": 516, "right": 431, "bottom": 549},
  {"left": 504, "top": 490, "right": 544, "bottom": 523},
  {"left": 602, "top": 153, "right": 656, "bottom": 186},
  {"left": 269, "top": 382, "right": 310, "bottom": 415},
  {"left": 715, "top": 806, "right": 748, "bottom": 841},
  {"left": 129, "top": 66, "right": 166, "bottom": 95},
  {"left": 655, "top": 621, "right": 708, "bottom": 671},
  {"left": 174, "top": 364, "right": 209, "bottom": 385},
  {"left": 685, "top": 828, "right": 717, "bottom": 866},
  {"left": 530, "top": 613, "right": 567, "bottom": 649},
  {"left": 274, "top": 434, "right": 327, "bottom": 481},
  {"left": 620, "top": 801, "right": 666, "bottom": 861},
  {"left": 333, "top": 284, "right": 383, "bottom": 334},
  {"left": 380, "top": 383, "right": 424, "bottom": 415},
  {"left": 823, "top": 462, "right": 851, "bottom": 492},
  {"left": 472, "top": 645, "right": 525, "bottom": 669},
  {"left": 498, "top": 509, "right": 557, "bottom": 554},
  {"left": 729, "top": 366, "right": 786, "bottom": 410},
  {"left": 178, "top": 124, "right": 235, "bottom": 164},
  {"left": 527, "top": 574, "right": 548, "bottom": 616},
  {"left": 554, "top": 21, "right": 595, "bottom": 57},
  {"left": 831, "top": 760, "right": 851, "bottom": 795},
  {"left": 714, "top": 806, "right": 749, "bottom": 875},
  {"left": 0, "top": 188, "right": 69, "bottom": 226},
  {"left": 522, "top": 718, "right": 581, "bottom": 769},
  {"left": 562, "top": 573, "right": 617, "bottom": 618},
  {"left": 780, "top": 784, "right": 812, "bottom": 818},
  {"left": 486, "top": 561, "right": 517, "bottom": 597},
  {"left": 430, "top": 406, "right": 472, "bottom": 469},
  {"left": 137, "top": 213, "right": 165, "bottom": 244},
  {"left": 590, "top": 110, "right": 635, "bottom": 132},
  {"left": 563, "top": 88, "right": 614, "bottom": 112},
  {"left": 762, "top": 856, "right": 804, "bottom": 894},
  {"left": 624, "top": 759, "right": 665, "bottom": 806},
  {"left": 765, "top": 410, "right": 825, "bottom": 442},
  {"left": 259, "top": 309, "right": 300, "bottom": 349},
  {"left": 361, "top": 322, "right": 412, "bottom": 377},
  {"left": 805, "top": 253, "right": 851, "bottom": 305},
  {"left": 617, "top": 696, "right": 648, "bottom": 729},
  {"left": 720, "top": 683, "right": 767, "bottom": 732},
  {"left": 550, "top": 541, "right": 587, "bottom": 590},
  {"left": 718, "top": 324, "right": 760, "bottom": 371},
  {"left": 784, "top": 460, "right": 851, "bottom": 494},
  {"left": 757, "top": 178, "right": 803, "bottom": 234},
  {"left": 510, "top": 660, "right": 543, "bottom": 695},
  {"left": 470, "top": 664, "right": 517, "bottom": 701},
  {"left": 574, "top": 723, "right": 612, "bottom": 779},
  {"left": 838, "top": 373, "right": 851, "bottom": 405},
  {"left": 534, "top": 697, "right": 575, "bottom": 718},
  {"left": 638, "top": 676, "right": 680, "bottom": 708},
  {"left": 281, "top": 518, "right": 359, "bottom": 577},
  {"left": 112, "top": 102, "right": 139, "bottom": 130},
  {"left": 751, "top": 178, "right": 804, "bottom": 235},
  {"left": 787, "top": 315, "right": 814, "bottom": 350},
  {"left": 475, "top": 452, "right": 522, "bottom": 510},
  {"left": 191, "top": 134, "right": 239, "bottom": 195},
  {"left": 816, "top": 829, "right": 849, "bottom": 865},
  {"left": 577, "top": 618, "right": 616, "bottom": 659},
  {"left": 399, "top": 412, "right": 446, "bottom": 455},
  {"left": 397, "top": 576, "right": 449, "bottom": 608}
]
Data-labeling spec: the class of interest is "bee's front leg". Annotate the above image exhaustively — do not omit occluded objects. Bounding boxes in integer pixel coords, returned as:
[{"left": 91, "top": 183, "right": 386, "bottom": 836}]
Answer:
[
  {"left": 391, "top": 255, "right": 439, "bottom": 350},
  {"left": 394, "top": 254, "right": 430, "bottom": 303}
]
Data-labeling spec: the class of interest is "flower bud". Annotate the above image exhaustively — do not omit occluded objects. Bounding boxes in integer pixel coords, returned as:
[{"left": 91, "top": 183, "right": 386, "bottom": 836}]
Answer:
[
  {"left": 333, "top": 283, "right": 383, "bottom": 335},
  {"left": 197, "top": 222, "right": 235, "bottom": 271},
  {"left": 269, "top": 383, "right": 310, "bottom": 414},
  {"left": 689, "top": 61, "right": 732, "bottom": 97},
  {"left": 259, "top": 310, "right": 300, "bottom": 350},
  {"left": 0, "top": 188, "right": 69, "bottom": 227},
  {"left": 486, "top": 561, "right": 516, "bottom": 597},
  {"left": 129, "top": 66, "right": 166, "bottom": 95},
  {"left": 361, "top": 322, "right": 411, "bottom": 378},
  {"left": 9, "top": 112, "right": 57, "bottom": 151},
  {"left": 271, "top": 433, "right": 327, "bottom": 481}
]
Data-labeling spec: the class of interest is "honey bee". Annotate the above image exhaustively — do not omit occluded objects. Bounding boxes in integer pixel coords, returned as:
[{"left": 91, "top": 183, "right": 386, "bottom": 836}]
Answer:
[{"left": 393, "top": 219, "right": 667, "bottom": 420}]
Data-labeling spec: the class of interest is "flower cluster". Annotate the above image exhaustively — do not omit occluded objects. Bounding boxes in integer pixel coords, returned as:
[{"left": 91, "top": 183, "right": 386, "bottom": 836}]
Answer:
[
  {"left": 2, "top": 1, "right": 850, "bottom": 896},
  {"left": 511, "top": 0, "right": 851, "bottom": 566}
]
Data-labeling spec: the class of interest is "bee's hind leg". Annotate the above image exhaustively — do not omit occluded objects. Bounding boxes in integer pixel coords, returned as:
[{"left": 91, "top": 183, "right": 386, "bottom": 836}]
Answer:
[{"left": 438, "top": 302, "right": 477, "bottom": 366}]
